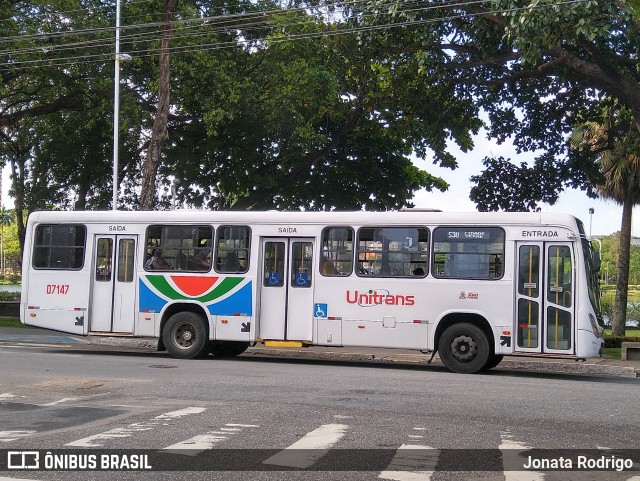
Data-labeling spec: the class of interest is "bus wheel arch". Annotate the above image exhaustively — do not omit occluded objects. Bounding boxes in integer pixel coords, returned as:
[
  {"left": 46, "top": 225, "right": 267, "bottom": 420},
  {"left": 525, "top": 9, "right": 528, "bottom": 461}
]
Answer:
[
  {"left": 160, "top": 304, "right": 210, "bottom": 359},
  {"left": 434, "top": 313, "right": 495, "bottom": 374}
]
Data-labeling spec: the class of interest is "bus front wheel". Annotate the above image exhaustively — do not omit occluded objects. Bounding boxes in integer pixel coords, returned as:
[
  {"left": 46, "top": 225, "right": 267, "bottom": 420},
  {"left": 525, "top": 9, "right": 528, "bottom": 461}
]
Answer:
[
  {"left": 438, "top": 323, "right": 490, "bottom": 374},
  {"left": 163, "top": 312, "right": 209, "bottom": 359},
  {"left": 209, "top": 341, "right": 250, "bottom": 358}
]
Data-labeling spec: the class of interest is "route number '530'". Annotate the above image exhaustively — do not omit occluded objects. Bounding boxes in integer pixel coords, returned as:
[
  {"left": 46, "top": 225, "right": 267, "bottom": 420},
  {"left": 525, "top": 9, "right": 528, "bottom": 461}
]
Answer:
[{"left": 46, "top": 284, "right": 69, "bottom": 295}]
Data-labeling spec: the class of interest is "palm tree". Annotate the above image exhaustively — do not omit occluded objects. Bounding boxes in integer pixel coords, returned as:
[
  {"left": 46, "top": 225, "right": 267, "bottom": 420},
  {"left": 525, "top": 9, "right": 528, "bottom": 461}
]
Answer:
[{"left": 571, "top": 107, "right": 640, "bottom": 336}]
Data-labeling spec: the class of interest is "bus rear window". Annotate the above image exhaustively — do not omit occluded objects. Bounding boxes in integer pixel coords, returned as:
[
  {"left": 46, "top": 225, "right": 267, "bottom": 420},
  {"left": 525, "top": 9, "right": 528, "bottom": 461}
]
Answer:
[
  {"left": 33, "top": 224, "right": 86, "bottom": 270},
  {"left": 433, "top": 227, "right": 504, "bottom": 279}
]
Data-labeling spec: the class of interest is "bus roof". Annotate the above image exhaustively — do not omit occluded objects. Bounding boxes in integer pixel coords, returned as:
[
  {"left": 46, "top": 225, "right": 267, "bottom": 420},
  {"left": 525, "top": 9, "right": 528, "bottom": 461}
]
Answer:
[{"left": 26, "top": 209, "right": 582, "bottom": 229}]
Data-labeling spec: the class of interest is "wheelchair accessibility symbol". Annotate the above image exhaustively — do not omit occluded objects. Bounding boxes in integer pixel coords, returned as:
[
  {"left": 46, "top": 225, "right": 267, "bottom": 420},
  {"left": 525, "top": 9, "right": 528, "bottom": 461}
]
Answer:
[{"left": 314, "top": 303, "right": 327, "bottom": 318}]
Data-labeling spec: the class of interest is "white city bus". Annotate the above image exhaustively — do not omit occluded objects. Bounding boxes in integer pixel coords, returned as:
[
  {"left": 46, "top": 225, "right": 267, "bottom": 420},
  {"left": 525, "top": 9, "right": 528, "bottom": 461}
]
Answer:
[{"left": 20, "top": 210, "right": 603, "bottom": 373}]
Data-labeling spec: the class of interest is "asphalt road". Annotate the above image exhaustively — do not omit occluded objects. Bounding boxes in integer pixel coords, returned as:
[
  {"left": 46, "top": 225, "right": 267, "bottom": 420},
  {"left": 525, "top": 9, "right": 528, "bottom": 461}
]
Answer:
[{"left": 0, "top": 343, "right": 639, "bottom": 481}]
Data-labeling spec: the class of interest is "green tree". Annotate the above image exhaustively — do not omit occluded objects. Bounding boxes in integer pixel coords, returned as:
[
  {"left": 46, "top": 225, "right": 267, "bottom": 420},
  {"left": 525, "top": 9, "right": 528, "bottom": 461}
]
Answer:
[
  {"left": 0, "top": 207, "right": 13, "bottom": 276},
  {"left": 570, "top": 107, "right": 640, "bottom": 336},
  {"left": 161, "top": 5, "right": 480, "bottom": 210}
]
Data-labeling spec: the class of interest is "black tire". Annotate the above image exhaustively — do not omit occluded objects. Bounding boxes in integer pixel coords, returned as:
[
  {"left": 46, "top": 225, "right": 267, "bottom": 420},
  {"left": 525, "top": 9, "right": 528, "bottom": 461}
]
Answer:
[
  {"left": 438, "top": 322, "right": 491, "bottom": 374},
  {"left": 483, "top": 354, "right": 504, "bottom": 371},
  {"left": 162, "top": 312, "right": 209, "bottom": 359},
  {"left": 209, "top": 341, "right": 250, "bottom": 358}
]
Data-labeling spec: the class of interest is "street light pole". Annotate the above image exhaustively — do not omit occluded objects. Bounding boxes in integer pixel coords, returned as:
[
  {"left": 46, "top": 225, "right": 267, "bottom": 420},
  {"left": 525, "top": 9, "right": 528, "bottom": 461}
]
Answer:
[
  {"left": 588, "top": 207, "right": 594, "bottom": 238},
  {"left": 112, "top": 0, "right": 121, "bottom": 210}
]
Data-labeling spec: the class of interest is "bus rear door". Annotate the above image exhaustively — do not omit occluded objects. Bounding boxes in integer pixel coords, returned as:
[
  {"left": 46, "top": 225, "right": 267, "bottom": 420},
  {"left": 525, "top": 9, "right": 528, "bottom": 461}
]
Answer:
[
  {"left": 515, "top": 242, "right": 575, "bottom": 354},
  {"left": 258, "top": 238, "right": 314, "bottom": 341},
  {"left": 90, "top": 235, "right": 137, "bottom": 333}
]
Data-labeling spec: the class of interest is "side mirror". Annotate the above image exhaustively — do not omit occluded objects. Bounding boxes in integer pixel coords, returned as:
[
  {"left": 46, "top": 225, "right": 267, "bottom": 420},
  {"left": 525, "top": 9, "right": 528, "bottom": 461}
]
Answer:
[{"left": 593, "top": 252, "right": 601, "bottom": 272}]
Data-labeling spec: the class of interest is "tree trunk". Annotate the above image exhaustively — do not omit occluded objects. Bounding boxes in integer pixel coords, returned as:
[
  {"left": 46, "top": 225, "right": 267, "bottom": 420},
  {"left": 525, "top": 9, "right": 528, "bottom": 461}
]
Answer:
[
  {"left": 10, "top": 157, "right": 26, "bottom": 257},
  {"left": 74, "top": 162, "right": 92, "bottom": 210},
  {"left": 139, "top": 0, "right": 179, "bottom": 210},
  {"left": 611, "top": 195, "right": 633, "bottom": 336}
]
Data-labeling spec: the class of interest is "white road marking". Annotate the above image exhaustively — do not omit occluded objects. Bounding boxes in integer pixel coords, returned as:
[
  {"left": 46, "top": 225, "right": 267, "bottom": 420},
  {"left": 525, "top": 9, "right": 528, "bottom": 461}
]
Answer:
[
  {"left": 379, "top": 444, "right": 439, "bottom": 481},
  {"left": 163, "top": 423, "right": 259, "bottom": 455},
  {"left": 499, "top": 433, "right": 544, "bottom": 481},
  {"left": 263, "top": 423, "right": 348, "bottom": 468},
  {"left": 164, "top": 433, "right": 228, "bottom": 454},
  {"left": 0, "top": 430, "right": 37, "bottom": 442},
  {"left": 154, "top": 407, "right": 206, "bottom": 419},
  {"left": 39, "top": 397, "right": 78, "bottom": 406},
  {"left": 65, "top": 407, "right": 206, "bottom": 447},
  {"left": 0, "top": 477, "right": 45, "bottom": 481},
  {"left": 0, "top": 393, "right": 16, "bottom": 400},
  {"left": 408, "top": 435, "right": 424, "bottom": 439}
]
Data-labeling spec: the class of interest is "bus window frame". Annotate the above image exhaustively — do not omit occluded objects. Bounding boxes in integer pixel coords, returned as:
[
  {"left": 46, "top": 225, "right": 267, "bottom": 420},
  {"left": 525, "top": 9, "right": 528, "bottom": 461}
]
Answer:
[
  {"left": 431, "top": 226, "right": 505, "bottom": 280},
  {"left": 32, "top": 223, "right": 87, "bottom": 271},
  {"left": 144, "top": 224, "right": 214, "bottom": 273},
  {"left": 355, "top": 225, "right": 430, "bottom": 278},
  {"left": 214, "top": 225, "right": 251, "bottom": 274},
  {"left": 320, "top": 226, "right": 354, "bottom": 277}
]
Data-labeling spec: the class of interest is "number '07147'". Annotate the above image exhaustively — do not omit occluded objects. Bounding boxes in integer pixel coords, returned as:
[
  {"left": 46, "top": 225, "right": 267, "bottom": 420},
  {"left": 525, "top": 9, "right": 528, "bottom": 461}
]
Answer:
[{"left": 46, "top": 284, "right": 69, "bottom": 295}]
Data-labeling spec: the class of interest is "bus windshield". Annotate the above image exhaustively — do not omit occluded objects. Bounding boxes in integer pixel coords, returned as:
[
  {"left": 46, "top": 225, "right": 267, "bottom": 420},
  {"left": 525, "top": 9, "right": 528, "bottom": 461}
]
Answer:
[{"left": 577, "top": 221, "right": 602, "bottom": 324}]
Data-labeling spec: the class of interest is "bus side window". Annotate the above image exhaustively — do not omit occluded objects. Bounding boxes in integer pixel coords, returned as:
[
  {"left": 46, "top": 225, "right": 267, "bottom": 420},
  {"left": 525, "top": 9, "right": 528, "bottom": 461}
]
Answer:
[
  {"left": 215, "top": 226, "right": 250, "bottom": 274},
  {"left": 321, "top": 226, "right": 354, "bottom": 276}
]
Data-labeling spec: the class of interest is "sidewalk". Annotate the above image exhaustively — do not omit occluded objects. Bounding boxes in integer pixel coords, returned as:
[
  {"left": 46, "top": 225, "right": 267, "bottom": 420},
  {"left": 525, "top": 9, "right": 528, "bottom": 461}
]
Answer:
[{"left": 1, "top": 326, "right": 639, "bottom": 378}]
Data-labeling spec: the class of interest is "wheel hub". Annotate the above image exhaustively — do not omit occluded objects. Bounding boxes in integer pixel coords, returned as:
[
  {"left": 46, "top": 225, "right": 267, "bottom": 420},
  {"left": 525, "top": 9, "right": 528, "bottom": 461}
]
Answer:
[
  {"left": 174, "top": 323, "right": 195, "bottom": 348},
  {"left": 450, "top": 334, "right": 477, "bottom": 362}
]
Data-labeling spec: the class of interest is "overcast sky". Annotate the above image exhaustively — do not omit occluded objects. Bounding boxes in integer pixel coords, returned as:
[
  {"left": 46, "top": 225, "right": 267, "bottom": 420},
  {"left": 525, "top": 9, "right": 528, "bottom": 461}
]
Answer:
[{"left": 411, "top": 132, "right": 638, "bottom": 238}]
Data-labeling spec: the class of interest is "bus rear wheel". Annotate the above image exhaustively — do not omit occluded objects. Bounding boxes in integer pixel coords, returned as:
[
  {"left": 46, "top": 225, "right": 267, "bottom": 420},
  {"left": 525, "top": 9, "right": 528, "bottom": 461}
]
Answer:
[
  {"left": 209, "top": 341, "right": 250, "bottom": 358},
  {"left": 438, "top": 323, "right": 490, "bottom": 374},
  {"left": 163, "top": 312, "right": 209, "bottom": 359}
]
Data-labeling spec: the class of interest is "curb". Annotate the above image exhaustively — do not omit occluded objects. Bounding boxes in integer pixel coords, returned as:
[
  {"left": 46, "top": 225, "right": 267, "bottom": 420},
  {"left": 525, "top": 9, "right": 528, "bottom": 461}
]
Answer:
[
  {"left": 10, "top": 335, "right": 639, "bottom": 378},
  {"left": 87, "top": 336, "right": 158, "bottom": 349},
  {"left": 242, "top": 347, "right": 639, "bottom": 378}
]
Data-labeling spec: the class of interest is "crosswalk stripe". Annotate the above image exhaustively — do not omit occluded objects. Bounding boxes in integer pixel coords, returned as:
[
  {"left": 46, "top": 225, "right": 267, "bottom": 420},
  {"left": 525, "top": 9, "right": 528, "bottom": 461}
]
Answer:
[
  {"left": 65, "top": 407, "right": 206, "bottom": 447},
  {"left": 0, "top": 477, "right": 44, "bottom": 481},
  {"left": 163, "top": 433, "right": 229, "bottom": 455},
  {"left": 262, "top": 423, "right": 348, "bottom": 468},
  {"left": 379, "top": 444, "right": 438, "bottom": 481},
  {"left": 163, "top": 423, "right": 259, "bottom": 455},
  {"left": 0, "top": 430, "right": 37, "bottom": 442},
  {"left": 499, "top": 433, "right": 544, "bottom": 481}
]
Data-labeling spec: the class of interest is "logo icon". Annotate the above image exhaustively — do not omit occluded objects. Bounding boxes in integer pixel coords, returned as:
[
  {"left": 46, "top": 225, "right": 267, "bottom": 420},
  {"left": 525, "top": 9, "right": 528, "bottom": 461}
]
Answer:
[{"left": 8, "top": 451, "right": 40, "bottom": 470}]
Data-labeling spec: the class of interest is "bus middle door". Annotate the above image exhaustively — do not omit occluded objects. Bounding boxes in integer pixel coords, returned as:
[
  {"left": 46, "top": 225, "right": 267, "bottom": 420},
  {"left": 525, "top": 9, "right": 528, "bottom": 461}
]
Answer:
[
  {"left": 259, "top": 238, "right": 314, "bottom": 342},
  {"left": 90, "top": 235, "right": 137, "bottom": 333}
]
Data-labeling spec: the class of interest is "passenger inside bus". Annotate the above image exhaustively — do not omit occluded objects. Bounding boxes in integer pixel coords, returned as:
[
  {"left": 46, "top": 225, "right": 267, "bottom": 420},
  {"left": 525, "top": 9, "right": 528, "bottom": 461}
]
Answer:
[
  {"left": 321, "top": 258, "right": 337, "bottom": 275},
  {"left": 413, "top": 267, "right": 425, "bottom": 276},
  {"left": 97, "top": 258, "right": 111, "bottom": 280},
  {"left": 145, "top": 248, "right": 173, "bottom": 270},
  {"left": 190, "top": 250, "right": 210, "bottom": 271},
  {"left": 220, "top": 252, "right": 242, "bottom": 272}
]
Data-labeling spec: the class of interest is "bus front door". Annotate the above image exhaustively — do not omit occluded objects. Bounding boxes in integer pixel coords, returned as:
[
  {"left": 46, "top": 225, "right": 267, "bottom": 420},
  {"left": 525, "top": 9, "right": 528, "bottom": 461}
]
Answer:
[
  {"left": 90, "top": 235, "right": 137, "bottom": 333},
  {"left": 259, "top": 238, "right": 314, "bottom": 341},
  {"left": 515, "top": 242, "right": 575, "bottom": 354}
]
